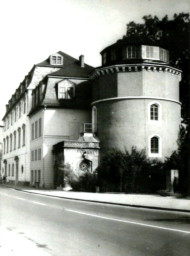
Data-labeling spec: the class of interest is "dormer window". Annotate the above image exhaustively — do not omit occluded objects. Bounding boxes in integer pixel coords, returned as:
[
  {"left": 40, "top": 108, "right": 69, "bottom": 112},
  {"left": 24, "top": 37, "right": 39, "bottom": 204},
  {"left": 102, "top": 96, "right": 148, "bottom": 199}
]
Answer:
[
  {"left": 50, "top": 54, "right": 63, "bottom": 65},
  {"left": 57, "top": 79, "right": 75, "bottom": 100}
]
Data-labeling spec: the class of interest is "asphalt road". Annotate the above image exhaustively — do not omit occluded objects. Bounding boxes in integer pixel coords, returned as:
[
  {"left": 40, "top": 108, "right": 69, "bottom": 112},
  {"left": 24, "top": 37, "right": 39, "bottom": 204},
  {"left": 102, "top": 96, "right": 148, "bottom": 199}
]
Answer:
[{"left": 0, "top": 186, "right": 190, "bottom": 256}]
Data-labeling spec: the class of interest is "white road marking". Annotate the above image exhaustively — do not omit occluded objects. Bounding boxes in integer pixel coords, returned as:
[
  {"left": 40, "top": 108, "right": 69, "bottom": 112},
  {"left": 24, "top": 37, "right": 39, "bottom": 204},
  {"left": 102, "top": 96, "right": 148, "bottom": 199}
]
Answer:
[
  {"left": 17, "top": 197, "right": 27, "bottom": 201},
  {"left": 31, "top": 201, "right": 46, "bottom": 206},
  {"left": 65, "top": 208, "right": 190, "bottom": 235}
]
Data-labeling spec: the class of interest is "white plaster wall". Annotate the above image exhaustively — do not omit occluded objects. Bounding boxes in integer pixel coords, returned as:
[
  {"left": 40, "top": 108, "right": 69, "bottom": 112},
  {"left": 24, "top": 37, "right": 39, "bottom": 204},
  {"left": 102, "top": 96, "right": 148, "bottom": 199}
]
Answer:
[
  {"left": 2, "top": 94, "right": 31, "bottom": 183},
  {"left": 64, "top": 148, "right": 99, "bottom": 176}
]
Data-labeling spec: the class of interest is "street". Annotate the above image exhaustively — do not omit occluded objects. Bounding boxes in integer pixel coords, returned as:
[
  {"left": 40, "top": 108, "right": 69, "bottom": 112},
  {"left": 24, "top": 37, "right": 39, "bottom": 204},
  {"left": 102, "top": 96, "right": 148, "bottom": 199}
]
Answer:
[{"left": 0, "top": 186, "right": 190, "bottom": 256}]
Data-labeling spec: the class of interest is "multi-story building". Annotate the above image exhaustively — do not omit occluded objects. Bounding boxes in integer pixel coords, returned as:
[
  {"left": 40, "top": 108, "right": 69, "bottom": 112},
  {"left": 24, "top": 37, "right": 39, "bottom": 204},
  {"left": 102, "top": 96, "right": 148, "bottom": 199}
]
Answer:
[{"left": 1, "top": 38, "right": 182, "bottom": 188}]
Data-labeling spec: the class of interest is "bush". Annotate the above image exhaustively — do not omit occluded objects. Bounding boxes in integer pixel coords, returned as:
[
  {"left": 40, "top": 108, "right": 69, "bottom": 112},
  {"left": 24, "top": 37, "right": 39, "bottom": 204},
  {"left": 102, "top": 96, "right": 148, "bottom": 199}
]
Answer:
[{"left": 97, "top": 147, "right": 165, "bottom": 193}]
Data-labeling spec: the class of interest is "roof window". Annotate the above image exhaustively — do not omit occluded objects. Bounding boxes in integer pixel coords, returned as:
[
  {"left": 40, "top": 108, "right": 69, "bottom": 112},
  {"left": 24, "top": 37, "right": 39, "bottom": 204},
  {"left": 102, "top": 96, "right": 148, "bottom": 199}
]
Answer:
[{"left": 50, "top": 54, "right": 63, "bottom": 65}]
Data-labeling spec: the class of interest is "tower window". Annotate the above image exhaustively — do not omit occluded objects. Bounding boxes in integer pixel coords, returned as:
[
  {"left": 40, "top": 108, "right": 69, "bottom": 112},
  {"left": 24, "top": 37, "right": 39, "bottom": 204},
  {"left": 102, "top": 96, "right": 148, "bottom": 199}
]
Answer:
[
  {"left": 102, "top": 52, "right": 107, "bottom": 65},
  {"left": 151, "top": 136, "right": 159, "bottom": 154},
  {"left": 150, "top": 104, "right": 159, "bottom": 120}
]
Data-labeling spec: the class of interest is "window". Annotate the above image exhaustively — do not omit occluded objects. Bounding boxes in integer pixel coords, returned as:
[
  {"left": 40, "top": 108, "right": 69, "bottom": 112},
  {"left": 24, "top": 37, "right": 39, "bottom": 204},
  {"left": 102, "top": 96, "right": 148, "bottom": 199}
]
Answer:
[
  {"left": 111, "top": 50, "right": 116, "bottom": 61},
  {"left": 151, "top": 136, "right": 159, "bottom": 154},
  {"left": 102, "top": 52, "right": 107, "bottom": 65},
  {"left": 10, "top": 134, "right": 12, "bottom": 152},
  {"left": 38, "top": 148, "right": 41, "bottom": 160},
  {"left": 92, "top": 106, "right": 97, "bottom": 133},
  {"left": 3, "top": 139, "right": 6, "bottom": 154},
  {"left": 160, "top": 48, "right": 169, "bottom": 62},
  {"left": 59, "top": 86, "right": 73, "bottom": 99},
  {"left": 12, "top": 163, "right": 14, "bottom": 176},
  {"left": 31, "top": 170, "right": 34, "bottom": 183},
  {"left": 8, "top": 164, "right": 10, "bottom": 176},
  {"left": 143, "top": 45, "right": 159, "bottom": 60},
  {"left": 32, "top": 123, "right": 34, "bottom": 140},
  {"left": 50, "top": 55, "right": 63, "bottom": 65},
  {"left": 24, "top": 97, "right": 26, "bottom": 113},
  {"left": 22, "top": 124, "right": 26, "bottom": 146},
  {"left": 15, "top": 108, "right": 17, "bottom": 122},
  {"left": 52, "top": 56, "right": 56, "bottom": 64},
  {"left": 150, "top": 104, "right": 159, "bottom": 120},
  {"left": 11, "top": 111, "right": 13, "bottom": 125},
  {"left": 35, "top": 121, "right": 38, "bottom": 138},
  {"left": 18, "top": 128, "right": 21, "bottom": 148},
  {"left": 58, "top": 80, "right": 75, "bottom": 100},
  {"left": 57, "top": 56, "right": 62, "bottom": 64},
  {"left": 14, "top": 131, "right": 16, "bottom": 150},
  {"left": 35, "top": 150, "right": 38, "bottom": 161},
  {"left": 19, "top": 102, "right": 21, "bottom": 118},
  {"left": 39, "top": 118, "right": 42, "bottom": 137},
  {"left": 31, "top": 151, "right": 34, "bottom": 161},
  {"left": 7, "top": 137, "right": 9, "bottom": 153},
  {"left": 38, "top": 170, "right": 41, "bottom": 183}
]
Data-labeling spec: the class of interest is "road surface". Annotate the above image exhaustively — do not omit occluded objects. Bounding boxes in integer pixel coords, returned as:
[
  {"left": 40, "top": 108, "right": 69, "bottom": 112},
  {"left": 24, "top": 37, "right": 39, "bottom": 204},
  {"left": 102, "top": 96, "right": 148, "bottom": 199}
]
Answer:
[{"left": 0, "top": 186, "right": 190, "bottom": 256}]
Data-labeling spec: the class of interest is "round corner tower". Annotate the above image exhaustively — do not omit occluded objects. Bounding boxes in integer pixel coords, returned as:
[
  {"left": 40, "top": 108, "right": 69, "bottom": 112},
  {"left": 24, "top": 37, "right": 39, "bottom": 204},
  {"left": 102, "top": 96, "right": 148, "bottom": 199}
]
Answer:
[{"left": 91, "top": 39, "right": 182, "bottom": 160}]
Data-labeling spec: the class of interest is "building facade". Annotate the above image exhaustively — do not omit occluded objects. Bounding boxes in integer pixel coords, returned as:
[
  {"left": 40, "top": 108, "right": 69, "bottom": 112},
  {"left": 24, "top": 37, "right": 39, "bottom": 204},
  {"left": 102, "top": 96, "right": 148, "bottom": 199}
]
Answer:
[{"left": 0, "top": 39, "right": 182, "bottom": 188}]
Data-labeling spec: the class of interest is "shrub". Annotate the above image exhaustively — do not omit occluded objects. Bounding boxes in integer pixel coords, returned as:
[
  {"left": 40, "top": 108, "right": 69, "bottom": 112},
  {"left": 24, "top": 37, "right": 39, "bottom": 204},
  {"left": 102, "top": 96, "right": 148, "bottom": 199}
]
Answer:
[{"left": 97, "top": 147, "right": 164, "bottom": 193}]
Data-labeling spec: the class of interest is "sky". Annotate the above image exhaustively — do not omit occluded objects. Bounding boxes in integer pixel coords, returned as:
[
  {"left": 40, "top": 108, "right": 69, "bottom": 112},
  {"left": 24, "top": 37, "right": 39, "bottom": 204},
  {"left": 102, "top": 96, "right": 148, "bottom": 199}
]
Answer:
[{"left": 0, "top": 0, "right": 189, "bottom": 124}]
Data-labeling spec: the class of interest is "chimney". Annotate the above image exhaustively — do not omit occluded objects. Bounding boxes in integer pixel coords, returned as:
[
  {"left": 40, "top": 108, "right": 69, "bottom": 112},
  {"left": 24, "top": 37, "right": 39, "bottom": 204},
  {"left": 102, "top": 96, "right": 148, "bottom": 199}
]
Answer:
[{"left": 79, "top": 55, "right": 85, "bottom": 68}]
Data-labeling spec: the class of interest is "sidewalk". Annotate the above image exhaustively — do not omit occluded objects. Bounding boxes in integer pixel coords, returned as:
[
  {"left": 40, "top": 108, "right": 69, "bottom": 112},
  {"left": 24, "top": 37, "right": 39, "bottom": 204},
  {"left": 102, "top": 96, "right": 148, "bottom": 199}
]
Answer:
[
  {"left": 0, "top": 226, "right": 51, "bottom": 256},
  {"left": 4, "top": 184, "right": 190, "bottom": 213}
]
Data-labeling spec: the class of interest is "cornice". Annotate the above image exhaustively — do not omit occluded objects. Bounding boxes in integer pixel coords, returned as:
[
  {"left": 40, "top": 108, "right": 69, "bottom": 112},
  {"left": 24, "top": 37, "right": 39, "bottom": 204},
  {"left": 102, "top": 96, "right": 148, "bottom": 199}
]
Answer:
[
  {"left": 90, "top": 63, "right": 182, "bottom": 79},
  {"left": 91, "top": 96, "right": 182, "bottom": 106}
]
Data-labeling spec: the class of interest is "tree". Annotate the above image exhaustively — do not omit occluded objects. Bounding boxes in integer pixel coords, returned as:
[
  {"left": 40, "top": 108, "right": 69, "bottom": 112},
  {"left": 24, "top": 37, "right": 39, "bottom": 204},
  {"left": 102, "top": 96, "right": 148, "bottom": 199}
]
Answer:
[
  {"left": 123, "top": 13, "right": 190, "bottom": 195},
  {"left": 124, "top": 13, "right": 190, "bottom": 122}
]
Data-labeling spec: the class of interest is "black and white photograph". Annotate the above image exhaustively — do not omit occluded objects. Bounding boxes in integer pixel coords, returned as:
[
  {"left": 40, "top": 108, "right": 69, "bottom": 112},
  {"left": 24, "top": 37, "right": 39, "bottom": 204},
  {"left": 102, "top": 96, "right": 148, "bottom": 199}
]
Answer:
[{"left": 0, "top": 0, "right": 190, "bottom": 255}]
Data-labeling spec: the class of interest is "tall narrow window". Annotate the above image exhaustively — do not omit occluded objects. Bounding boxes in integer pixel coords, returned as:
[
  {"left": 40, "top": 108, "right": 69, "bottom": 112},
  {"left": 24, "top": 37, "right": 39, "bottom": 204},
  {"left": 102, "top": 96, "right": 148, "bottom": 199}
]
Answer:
[
  {"left": 38, "top": 170, "right": 41, "bottom": 183},
  {"left": 35, "top": 150, "right": 38, "bottom": 161},
  {"left": 52, "top": 56, "right": 56, "bottom": 64},
  {"left": 150, "top": 104, "right": 159, "bottom": 120},
  {"left": 32, "top": 123, "right": 34, "bottom": 140},
  {"left": 151, "top": 136, "right": 159, "bottom": 154},
  {"left": 31, "top": 170, "right": 33, "bottom": 183},
  {"left": 57, "top": 56, "right": 62, "bottom": 64},
  {"left": 31, "top": 151, "right": 34, "bottom": 161},
  {"left": 7, "top": 137, "right": 9, "bottom": 153},
  {"left": 3, "top": 139, "right": 5, "bottom": 154},
  {"left": 39, "top": 118, "right": 42, "bottom": 137},
  {"left": 19, "top": 102, "right": 21, "bottom": 118},
  {"left": 12, "top": 163, "right": 14, "bottom": 176},
  {"left": 102, "top": 52, "right": 107, "bottom": 65},
  {"left": 38, "top": 148, "right": 41, "bottom": 160},
  {"left": 14, "top": 131, "right": 16, "bottom": 150},
  {"left": 8, "top": 164, "right": 10, "bottom": 176},
  {"left": 24, "top": 97, "right": 26, "bottom": 113},
  {"left": 92, "top": 106, "right": 97, "bottom": 133},
  {"left": 22, "top": 124, "right": 26, "bottom": 146},
  {"left": 18, "top": 128, "right": 21, "bottom": 148},
  {"left": 35, "top": 121, "right": 38, "bottom": 138},
  {"left": 15, "top": 108, "right": 17, "bottom": 122},
  {"left": 10, "top": 134, "right": 12, "bottom": 152}
]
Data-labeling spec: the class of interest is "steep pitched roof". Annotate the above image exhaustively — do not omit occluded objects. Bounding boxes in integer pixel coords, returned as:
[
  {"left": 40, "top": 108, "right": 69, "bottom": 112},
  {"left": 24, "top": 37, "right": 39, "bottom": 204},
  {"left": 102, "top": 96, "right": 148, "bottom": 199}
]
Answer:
[
  {"left": 49, "top": 61, "right": 94, "bottom": 78},
  {"left": 36, "top": 51, "right": 78, "bottom": 67}
]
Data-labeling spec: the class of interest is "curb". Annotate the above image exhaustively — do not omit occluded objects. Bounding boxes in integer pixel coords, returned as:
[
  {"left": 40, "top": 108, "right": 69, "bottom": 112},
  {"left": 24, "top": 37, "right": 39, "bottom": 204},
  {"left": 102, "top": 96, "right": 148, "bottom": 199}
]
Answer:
[{"left": 13, "top": 187, "right": 190, "bottom": 214}]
